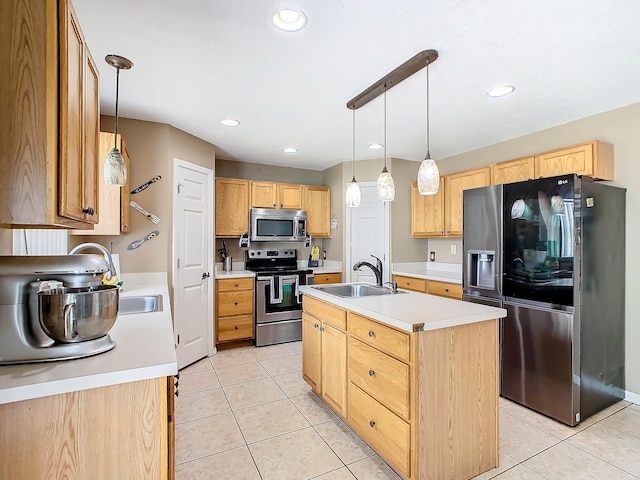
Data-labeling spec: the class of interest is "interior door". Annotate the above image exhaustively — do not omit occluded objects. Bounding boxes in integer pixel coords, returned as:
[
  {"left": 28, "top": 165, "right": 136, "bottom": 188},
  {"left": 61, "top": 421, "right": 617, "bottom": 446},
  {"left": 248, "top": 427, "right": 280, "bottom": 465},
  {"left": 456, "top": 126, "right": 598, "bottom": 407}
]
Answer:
[
  {"left": 173, "top": 159, "right": 214, "bottom": 369},
  {"left": 347, "top": 183, "right": 390, "bottom": 284}
]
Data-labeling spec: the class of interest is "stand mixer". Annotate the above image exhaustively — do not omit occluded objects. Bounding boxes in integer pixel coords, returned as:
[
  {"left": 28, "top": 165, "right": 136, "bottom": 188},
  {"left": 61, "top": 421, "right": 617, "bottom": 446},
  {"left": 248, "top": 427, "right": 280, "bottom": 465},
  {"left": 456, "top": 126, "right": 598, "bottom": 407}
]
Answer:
[{"left": 0, "top": 255, "right": 119, "bottom": 364}]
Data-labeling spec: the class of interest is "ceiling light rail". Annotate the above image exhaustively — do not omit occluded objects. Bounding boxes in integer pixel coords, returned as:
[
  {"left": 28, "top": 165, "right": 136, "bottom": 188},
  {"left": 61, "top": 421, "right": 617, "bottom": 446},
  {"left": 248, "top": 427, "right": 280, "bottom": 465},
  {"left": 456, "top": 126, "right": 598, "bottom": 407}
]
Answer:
[{"left": 346, "top": 49, "right": 438, "bottom": 110}]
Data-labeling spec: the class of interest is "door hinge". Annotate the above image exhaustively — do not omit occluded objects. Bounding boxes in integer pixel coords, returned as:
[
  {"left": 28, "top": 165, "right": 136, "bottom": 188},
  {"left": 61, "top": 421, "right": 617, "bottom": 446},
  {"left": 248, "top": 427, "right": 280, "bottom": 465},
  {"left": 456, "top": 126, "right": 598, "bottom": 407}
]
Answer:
[{"left": 177, "top": 182, "right": 183, "bottom": 194}]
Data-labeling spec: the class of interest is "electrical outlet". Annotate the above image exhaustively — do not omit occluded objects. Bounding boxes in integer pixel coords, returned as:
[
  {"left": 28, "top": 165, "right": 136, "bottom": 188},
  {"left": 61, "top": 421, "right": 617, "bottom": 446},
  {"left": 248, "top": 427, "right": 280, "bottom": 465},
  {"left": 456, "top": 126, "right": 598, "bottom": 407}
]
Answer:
[{"left": 450, "top": 244, "right": 457, "bottom": 255}]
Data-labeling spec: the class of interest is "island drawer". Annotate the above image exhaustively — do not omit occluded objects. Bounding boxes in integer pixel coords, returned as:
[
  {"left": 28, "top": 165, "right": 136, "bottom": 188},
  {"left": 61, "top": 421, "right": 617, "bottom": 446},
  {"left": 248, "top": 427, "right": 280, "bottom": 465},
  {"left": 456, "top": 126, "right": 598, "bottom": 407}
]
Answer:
[
  {"left": 217, "top": 290, "right": 254, "bottom": 316},
  {"left": 348, "top": 337, "right": 410, "bottom": 420},
  {"left": 303, "top": 295, "right": 346, "bottom": 330},
  {"left": 347, "top": 313, "right": 410, "bottom": 362},
  {"left": 393, "top": 275, "right": 427, "bottom": 293},
  {"left": 217, "top": 314, "right": 254, "bottom": 342},
  {"left": 348, "top": 382, "right": 410, "bottom": 478},
  {"left": 313, "top": 273, "right": 342, "bottom": 284},
  {"left": 217, "top": 277, "right": 254, "bottom": 292}
]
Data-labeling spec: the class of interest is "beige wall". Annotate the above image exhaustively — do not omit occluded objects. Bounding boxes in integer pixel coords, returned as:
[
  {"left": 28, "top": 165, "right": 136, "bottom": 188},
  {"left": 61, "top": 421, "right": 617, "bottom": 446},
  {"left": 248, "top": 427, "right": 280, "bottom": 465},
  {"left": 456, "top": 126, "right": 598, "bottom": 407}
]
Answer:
[
  {"left": 69, "top": 116, "right": 216, "bottom": 281},
  {"left": 429, "top": 102, "right": 640, "bottom": 397},
  {"left": 216, "top": 158, "right": 323, "bottom": 185},
  {"left": 321, "top": 162, "right": 346, "bottom": 264}
]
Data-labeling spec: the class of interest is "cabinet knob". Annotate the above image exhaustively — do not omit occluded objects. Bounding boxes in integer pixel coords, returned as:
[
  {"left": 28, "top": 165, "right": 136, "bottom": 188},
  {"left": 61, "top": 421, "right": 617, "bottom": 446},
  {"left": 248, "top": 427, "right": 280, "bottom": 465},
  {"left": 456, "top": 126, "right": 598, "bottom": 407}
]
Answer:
[
  {"left": 280, "top": 203, "right": 283, "bottom": 208},
  {"left": 273, "top": 203, "right": 276, "bottom": 207},
  {"left": 234, "top": 326, "right": 238, "bottom": 330},
  {"left": 234, "top": 283, "right": 239, "bottom": 287},
  {"left": 369, "top": 420, "right": 376, "bottom": 428},
  {"left": 314, "top": 323, "right": 319, "bottom": 329},
  {"left": 234, "top": 302, "right": 238, "bottom": 306},
  {"left": 82, "top": 206, "right": 95, "bottom": 215},
  {"left": 440, "top": 230, "right": 444, "bottom": 234},
  {"left": 368, "top": 330, "right": 375, "bottom": 338},
  {"left": 368, "top": 369, "right": 375, "bottom": 376},
  {"left": 444, "top": 288, "right": 449, "bottom": 292}
]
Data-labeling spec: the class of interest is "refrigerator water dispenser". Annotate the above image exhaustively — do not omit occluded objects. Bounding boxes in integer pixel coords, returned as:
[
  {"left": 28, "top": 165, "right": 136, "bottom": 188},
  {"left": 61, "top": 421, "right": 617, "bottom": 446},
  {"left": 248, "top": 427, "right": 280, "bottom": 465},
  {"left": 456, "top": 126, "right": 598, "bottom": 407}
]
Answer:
[{"left": 467, "top": 250, "right": 495, "bottom": 289}]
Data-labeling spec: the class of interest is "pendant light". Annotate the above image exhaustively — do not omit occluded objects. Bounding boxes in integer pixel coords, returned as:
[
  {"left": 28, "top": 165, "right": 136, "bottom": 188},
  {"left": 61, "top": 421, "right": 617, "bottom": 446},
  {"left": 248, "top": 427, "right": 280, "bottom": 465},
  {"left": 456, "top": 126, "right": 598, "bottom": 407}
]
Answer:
[
  {"left": 346, "top": 108, "right": 361, "bottom": 207},
  {"left": 376, "top": 88, "right": 395, "bottom": 202},
  {"left": 417, "top": 59, "right": 440, "bottom": 195},
  {"left": 104, "top": 54, "right": 133, "bottom": 186}
]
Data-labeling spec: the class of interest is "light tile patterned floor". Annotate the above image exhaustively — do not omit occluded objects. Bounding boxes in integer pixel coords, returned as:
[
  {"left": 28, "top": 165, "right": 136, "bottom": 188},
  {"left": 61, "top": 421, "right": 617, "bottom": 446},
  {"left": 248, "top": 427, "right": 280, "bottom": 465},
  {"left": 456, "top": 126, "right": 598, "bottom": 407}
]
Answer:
[{"left": 176, "top": 343, "right": 640, "bottom": 480}]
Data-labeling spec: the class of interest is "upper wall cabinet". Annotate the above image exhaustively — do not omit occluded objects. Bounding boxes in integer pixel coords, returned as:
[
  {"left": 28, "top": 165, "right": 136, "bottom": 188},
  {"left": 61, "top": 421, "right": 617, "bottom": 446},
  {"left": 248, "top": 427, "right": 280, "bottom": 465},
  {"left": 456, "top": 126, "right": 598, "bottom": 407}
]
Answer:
[
  {"left": 411, "top": 179, "right": 445, "bottom": 237},
  {"left": 445, "top": 167, "right": 491, "bottom": 236},
  {"left": 304, "top": 186, "right": 331, "bottom": 238},
  {"left": 250, "top": 181, "right": 303, "bottom": 209},
  {"left": 72, "top": 133, "right": 131, "bottom": 236},
  {"left": 0, "top": 0, "right": 99, "bottom": 228},
  {"left": 216, "top": 178, "right": 250, "bottom": 237},
  {"left": 535, "top": 141, "right": 613, "bottom": 180},
  {"left": 491, "top": 156, "right": 535, "bottom": 185}
]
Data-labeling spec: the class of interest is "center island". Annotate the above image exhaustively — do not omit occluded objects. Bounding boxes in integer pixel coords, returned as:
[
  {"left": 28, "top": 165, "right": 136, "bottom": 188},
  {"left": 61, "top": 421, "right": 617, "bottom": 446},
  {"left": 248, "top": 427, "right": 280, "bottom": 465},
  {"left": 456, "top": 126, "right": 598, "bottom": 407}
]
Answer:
[{"left": 298, "top": 283, "right": 507, "bottom": 480}]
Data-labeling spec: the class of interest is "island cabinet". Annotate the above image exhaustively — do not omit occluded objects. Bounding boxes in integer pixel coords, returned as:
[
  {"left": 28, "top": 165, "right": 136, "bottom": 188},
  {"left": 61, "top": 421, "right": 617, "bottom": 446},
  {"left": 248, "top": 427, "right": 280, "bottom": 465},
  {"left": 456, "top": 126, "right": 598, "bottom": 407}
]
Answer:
[
  {"left": 301, "top": 295, "right": 499, "bottom": 480},
  {"left": 215, "top": 278, "right": 255, "bottom": 345},
  {"left": 215, "top": 178, "right": 250, "bottom": 237},
  {"left": 490, "top": 156, "right": 535, "bottom": 185},
  {"left": 534, "top": 140, "right": 614, "bottom": 181},
  {"left": 250, "top": 181, "right": 303, "bottom": 209},
  {"left": 1, "top": 0, "right": 100, "bottom": 228},
  {"left": 72, "top": 132, "right": 131, "bottom": 235},
  {"left": 0, "top": 376, "right": 175, "bottom": 479},
  {"left": 301, "top": 296, "right": 347, "bottom": 416}
]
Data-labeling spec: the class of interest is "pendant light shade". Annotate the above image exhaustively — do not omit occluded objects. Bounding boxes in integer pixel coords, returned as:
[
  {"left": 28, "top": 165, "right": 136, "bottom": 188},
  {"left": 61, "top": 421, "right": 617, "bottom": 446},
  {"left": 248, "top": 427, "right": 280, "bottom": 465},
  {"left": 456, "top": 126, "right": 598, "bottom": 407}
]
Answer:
[
  {"left": 104, "top": 54, "right": 133, "bottom": 186},
  {"left": 377, "top": 89, "right": 395, "bottom": 202},
  {"left": 346, "top": 109, "right": 361, "bottom": 207},
  {"left": 417, "top": 58, "right": 440, "bottom": 195}
]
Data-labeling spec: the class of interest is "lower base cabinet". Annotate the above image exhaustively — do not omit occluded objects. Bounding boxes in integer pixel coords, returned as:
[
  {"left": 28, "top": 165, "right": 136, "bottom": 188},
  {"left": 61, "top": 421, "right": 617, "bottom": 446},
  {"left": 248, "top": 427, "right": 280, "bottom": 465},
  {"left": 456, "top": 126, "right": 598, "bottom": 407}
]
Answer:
[
  {"left": 302, "top": 296, "right": 498, "bottom": 480},
  {"left": 0, "top": 376, "right": 175, "bottom": 479}
]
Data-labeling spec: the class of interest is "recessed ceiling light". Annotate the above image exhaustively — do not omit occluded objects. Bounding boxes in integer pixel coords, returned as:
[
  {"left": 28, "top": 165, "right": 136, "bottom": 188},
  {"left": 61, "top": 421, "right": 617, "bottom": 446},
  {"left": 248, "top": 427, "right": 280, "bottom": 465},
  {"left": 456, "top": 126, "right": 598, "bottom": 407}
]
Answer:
[
  {"left": 220, "top": 118, "right": 240, "bottom": 127},
  {"left": 283, "top": 147, "right": 298, "bottom": 153},
  {"left": 368, "top": 143, "right": 384, "bottom": 150},
  {"left": 272, "top": 9, "right": 307, "bottom": 32},
  {"left": 487, "top": 85, "right": 515, "bottom": 98}
]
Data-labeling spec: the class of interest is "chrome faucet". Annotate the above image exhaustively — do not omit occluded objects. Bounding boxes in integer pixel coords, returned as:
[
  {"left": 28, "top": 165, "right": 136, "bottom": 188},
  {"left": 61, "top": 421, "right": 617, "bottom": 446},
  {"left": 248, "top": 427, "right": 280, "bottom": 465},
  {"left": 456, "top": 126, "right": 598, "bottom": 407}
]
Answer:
[
  {"left": 69, "top": 243, "right": 117, "bottom": 281},
  {"left": 353, "top": 255, "right": 383, "bottom": 287}
]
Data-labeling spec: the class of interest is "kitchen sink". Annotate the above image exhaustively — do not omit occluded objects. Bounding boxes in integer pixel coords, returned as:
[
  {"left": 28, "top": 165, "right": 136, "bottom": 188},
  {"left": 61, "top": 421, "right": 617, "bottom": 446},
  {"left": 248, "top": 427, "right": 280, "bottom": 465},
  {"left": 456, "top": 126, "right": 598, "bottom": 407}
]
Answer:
[
  {"left": 311, "top": 283, "right": 407, "bottom": 298},
  {"left": 119, "top": 295, "right": 163, "bottom": 315}
]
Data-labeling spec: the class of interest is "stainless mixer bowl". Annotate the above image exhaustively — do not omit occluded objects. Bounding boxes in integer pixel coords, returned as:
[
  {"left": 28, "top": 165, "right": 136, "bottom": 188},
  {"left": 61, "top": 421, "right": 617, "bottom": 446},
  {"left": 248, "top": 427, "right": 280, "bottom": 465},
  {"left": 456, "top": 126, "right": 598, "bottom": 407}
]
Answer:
[{"left": 38, "top": 284, "right": 119, "bottom": 343}]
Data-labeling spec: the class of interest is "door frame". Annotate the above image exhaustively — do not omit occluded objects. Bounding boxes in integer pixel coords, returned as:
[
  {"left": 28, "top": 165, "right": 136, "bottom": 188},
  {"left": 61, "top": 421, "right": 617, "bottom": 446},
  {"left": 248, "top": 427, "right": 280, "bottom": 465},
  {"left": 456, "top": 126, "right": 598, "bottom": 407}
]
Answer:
[
  {"left": 345, "top": 181, "right": 391, "bottom": 283},
  {"left": 171, "top": 158, "right": 216, "bottom": 360}
]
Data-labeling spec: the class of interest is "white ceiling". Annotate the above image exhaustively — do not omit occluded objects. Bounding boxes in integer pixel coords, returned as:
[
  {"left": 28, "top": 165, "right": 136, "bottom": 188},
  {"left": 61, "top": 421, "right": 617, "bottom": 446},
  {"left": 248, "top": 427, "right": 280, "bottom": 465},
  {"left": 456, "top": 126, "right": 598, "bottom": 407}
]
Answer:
[{"left": 73, "top": 0, "right": 640, "bottom": 171}]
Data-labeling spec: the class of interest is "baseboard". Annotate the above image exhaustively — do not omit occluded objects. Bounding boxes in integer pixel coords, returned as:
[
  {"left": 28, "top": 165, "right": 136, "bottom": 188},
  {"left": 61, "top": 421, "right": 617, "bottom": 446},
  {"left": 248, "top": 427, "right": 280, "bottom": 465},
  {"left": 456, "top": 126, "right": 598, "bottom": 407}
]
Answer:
[{"left": 625, "top": 389, "right": 640, "bottom": 405}]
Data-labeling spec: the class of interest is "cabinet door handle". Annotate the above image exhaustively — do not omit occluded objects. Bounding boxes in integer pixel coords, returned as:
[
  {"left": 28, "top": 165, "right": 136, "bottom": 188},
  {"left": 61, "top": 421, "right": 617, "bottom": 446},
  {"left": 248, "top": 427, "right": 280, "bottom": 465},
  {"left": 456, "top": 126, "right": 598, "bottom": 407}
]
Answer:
[
  {"left": 314, "top": 323, "right": 319, "bottom": 328},
  {"left": 368, "top": 369, "right": 375, "bottom": 376},
  {"left": 440, "top": 230, "right": 444, "bottom": 234},
  {"left": 234, "top": 302, "right": 238, "bottom": 306},
  {"left": 320, "top": 326, "right": 324, "bottom": 332},
  {"left": 368, "top": 330, "right": 375, "bottom": 338},
  {"left": 369, "top": 420, "right": 376, "bottom": 428},
  {"left": 280, "top": 203, "right": 283, "bottom": 208},
  {"left": 82, "top": 206, "right": 95, "bottom": 215},
  {"left": 234, "top": 326, "right": 238, "bottom": 330}
]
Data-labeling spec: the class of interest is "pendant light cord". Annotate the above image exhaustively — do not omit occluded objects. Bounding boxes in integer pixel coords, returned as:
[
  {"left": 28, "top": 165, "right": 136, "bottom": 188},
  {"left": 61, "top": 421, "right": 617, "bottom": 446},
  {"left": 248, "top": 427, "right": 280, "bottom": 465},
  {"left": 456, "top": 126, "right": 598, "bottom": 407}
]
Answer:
[
  {"left": 383, "top": 88, "right": 388, "bottom": 170},
  {"left": 114, "top": 67, "right": 120, "bottom": 150},
  {"left": 352, "top": 109, "right": 356, "bottom": 181},
  {"left": 425, "top": 62, "right": 431, "bottom": 161}
]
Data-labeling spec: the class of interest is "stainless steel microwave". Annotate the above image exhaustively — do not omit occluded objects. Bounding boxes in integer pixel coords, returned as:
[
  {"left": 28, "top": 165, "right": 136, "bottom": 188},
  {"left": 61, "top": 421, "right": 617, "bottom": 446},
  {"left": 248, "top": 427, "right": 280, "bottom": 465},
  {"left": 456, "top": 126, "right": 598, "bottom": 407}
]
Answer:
[{"left": 250, "top": 208, "right": 307, "bottom": 242}]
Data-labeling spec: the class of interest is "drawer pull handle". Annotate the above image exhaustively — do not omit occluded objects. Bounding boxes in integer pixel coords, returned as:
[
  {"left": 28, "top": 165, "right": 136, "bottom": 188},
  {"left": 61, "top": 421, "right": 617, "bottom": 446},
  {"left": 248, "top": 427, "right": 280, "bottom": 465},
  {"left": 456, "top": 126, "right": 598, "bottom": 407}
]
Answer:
[
  {"left": 368, "top": 369, "right": 375, "bottom": 376},
  {"left": 368, "top": 330, "right": 375, "bottom": 337},
  {"left": 369, "top": 420, "right": 376, "bottom": 428},
  {"left": 444, "top": 288, "right": 449, "bottom": 292}
]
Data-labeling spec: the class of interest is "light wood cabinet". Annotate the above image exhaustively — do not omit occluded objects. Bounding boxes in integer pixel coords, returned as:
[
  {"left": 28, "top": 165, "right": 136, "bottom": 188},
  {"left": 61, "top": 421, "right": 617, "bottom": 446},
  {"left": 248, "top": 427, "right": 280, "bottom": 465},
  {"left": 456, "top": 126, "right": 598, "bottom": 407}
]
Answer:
[
  {"left": 444, "top": 167, "right": 491, "bottom": 236},
  {"left": 411, "top": 179, "right": 445, "bottom": 237},
  {"left": 0, "top": 376, "right": 174, "bottom": 479},
  {"left": 491, "top": 156, "right": 535, "bottom": 185},
  {"left": 393, "top": 275, "right": 427, "bottom": 293},
  {"left": 250, "top": 181, "right": 303, "bottom": 209},
  {"left": 427, "top": 280, "right": 463, "bottom": 299},
  {"left": 304, "top": 185, "right": 331, "bottom": 238},
  {"left": 1, "top": 0, "right": 99, "bottom": 228},
  {"left": 215, "top": 278, "right": 254, "bottom": 344},
  {"left": 302, "top": 296, "right": 500, "bottom": 480},
  {"left": 73, "top": 133, "right": 131, "bottom": 235},
  {"left": 215, "top": 178, "right": 250, "bottom": 237},
  {"left": 535, "top": 141, "right": 614, "bottom": 180},
  {"left": 314, "top": 272, "right": 342, "bottom": 284},
  {"left": 302, "top": 296, "right": 347, "bottom": 416}
]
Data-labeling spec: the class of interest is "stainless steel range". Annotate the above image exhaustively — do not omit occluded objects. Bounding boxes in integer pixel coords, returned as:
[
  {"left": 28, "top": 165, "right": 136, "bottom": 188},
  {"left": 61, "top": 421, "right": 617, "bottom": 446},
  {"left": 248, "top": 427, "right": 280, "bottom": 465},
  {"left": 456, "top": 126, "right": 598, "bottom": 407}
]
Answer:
[{"left": 245, "top": 249, "right": 314, "bottom": 347}]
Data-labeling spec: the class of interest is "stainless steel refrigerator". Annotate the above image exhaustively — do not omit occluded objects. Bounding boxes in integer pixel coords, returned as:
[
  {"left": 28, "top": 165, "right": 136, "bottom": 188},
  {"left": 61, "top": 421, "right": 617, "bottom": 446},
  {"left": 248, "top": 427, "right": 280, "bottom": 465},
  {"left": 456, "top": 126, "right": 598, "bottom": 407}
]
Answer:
[{"left": 463, "top": 174, "right": 625, "bottom": 426}]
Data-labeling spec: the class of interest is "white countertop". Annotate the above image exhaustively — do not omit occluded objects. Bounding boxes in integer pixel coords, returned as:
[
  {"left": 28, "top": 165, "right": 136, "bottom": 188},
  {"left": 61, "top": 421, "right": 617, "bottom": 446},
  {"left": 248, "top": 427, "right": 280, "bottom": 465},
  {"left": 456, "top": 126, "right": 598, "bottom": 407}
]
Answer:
[
  {"left": 311, "top": 267, "right": 342, "bottom": 275},
  {"left": 215, "top": 269, "right": 255, "bottom": 279},
  {"left": 392, "top": 261, "right": 462, "bottom": 284},
  {"left": 300, "top": 283, "right": 506, "bottom": 333},
  {"left": 0, "top": 272, "right": 177, "bottom": 405}
]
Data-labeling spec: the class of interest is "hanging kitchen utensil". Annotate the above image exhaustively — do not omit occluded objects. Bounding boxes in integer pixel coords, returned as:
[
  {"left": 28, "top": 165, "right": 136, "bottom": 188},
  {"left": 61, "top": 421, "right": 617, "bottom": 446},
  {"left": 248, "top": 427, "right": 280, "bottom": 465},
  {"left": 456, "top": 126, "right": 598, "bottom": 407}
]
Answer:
[
  {"left": 131, "top": 175, "right": 162, "bottom": 194},
  {"left": 130, "top": 201, "right": 161, "bottom": 224},
  {"left": 127, "top": 230, "right": 159, "bottom": 250}
]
